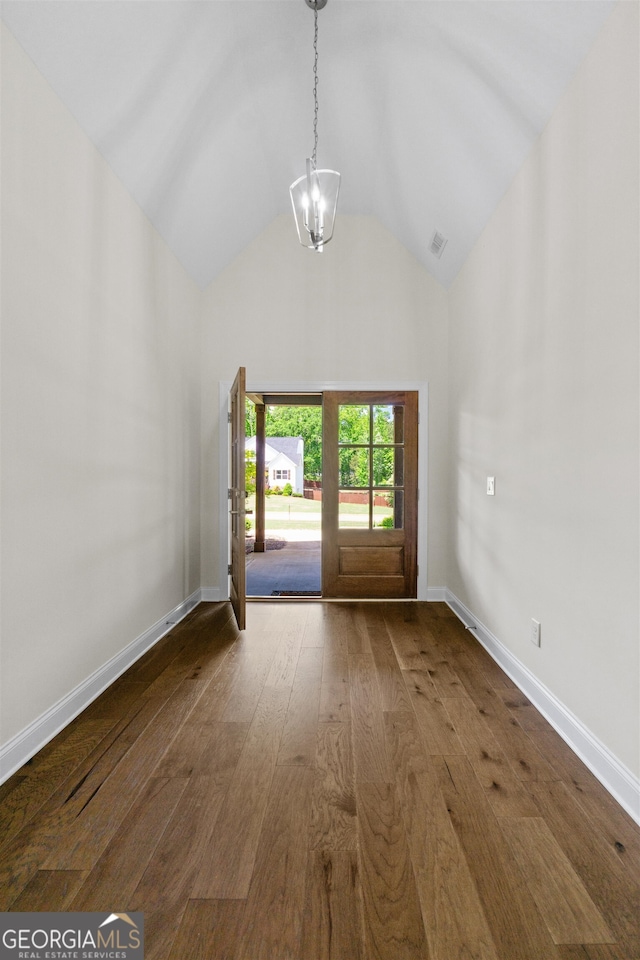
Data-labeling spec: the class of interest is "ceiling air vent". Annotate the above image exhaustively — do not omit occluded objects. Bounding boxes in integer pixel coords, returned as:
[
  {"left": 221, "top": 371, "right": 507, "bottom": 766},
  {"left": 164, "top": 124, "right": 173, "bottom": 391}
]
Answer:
[{"left": 430, "top": 231, "right": 448, "bottom": 259}]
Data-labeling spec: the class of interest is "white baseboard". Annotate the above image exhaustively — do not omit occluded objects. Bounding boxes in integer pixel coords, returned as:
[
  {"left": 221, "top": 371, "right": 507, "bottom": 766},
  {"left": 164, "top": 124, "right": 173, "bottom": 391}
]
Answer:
[
  {"left": 0, "top": 589, "right": 202, "bottom": 785},
  {"left": 426, "top": 587, "right": 448, "bottom": 601},
  {"left": 445, "top": 590, "right": 640, "bottom": 826}
]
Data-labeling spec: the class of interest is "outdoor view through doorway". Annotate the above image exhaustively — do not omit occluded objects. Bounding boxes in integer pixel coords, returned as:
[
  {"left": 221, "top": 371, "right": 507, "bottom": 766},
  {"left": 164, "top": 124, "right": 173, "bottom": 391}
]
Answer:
[
  {"left": 245, "top": 397, "right": 324, "bottom": 597},
  {"left": 244, "top": 394, "right": 415, "bottom": 598}
]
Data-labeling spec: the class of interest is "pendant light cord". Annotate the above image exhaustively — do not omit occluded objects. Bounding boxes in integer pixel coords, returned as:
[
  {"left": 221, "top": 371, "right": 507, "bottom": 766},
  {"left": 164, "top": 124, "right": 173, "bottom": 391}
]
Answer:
[{"left": 312, "top": 5, "right": 319, "bottom": 168}]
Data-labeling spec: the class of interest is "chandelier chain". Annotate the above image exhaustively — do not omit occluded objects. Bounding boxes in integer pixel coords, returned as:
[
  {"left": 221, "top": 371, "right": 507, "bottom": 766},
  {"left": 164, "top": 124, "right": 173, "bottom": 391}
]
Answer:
[{"left": 312, "top": 5, "right": 319, "bottom": 167}]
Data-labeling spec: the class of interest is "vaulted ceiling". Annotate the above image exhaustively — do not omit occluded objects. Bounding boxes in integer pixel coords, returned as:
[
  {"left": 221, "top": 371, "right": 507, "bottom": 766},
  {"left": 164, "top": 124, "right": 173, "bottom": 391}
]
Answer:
[{"left": 1, "top": 0, "right": 615, "bottom": 289}]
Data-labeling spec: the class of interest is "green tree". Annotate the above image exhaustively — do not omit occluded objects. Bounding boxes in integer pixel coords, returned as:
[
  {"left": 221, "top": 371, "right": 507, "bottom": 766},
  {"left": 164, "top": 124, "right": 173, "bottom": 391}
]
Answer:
[
  {"left": 337, "top": 404, "right": 397, "bottom": 487},
  {"left": 245, "top": 400, "right": 399, "bottom": 487},
  {"left": 265, "top": 405, "right": 323, "bottom": 481},
  {"left": 245, "top": 399, "right": 257, "bottom": 438},
  {"left": 338, "top": 405, "right": 369, "bottom": 444},
  {"left": 245, "top": 449, "right": 256, "bottom": 494}
]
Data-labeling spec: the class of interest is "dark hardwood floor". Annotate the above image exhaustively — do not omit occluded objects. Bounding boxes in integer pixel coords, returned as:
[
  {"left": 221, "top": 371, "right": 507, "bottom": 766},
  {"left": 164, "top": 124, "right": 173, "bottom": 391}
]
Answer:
[{"left": 1, "top": 601, "right": 639, "bottom": 959}]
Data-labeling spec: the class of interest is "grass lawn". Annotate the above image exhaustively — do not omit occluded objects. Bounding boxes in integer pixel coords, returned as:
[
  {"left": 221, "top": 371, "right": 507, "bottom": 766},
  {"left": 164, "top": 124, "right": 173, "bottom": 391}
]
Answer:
[{"left": 245, "top": 495, "right": 393, "bottom": 531}]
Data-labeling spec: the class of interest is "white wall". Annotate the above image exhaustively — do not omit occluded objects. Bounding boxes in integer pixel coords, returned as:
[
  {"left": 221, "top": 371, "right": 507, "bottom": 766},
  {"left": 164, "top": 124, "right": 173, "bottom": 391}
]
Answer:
[
  {"left": 201, "top": 214, "right": 449, "bottom": 594},
  {"left": 0, "top": 26, "right": 202, "bottom": 749},
  {"left": 448, "top": 2, "right": 639, "bottom": 777}
]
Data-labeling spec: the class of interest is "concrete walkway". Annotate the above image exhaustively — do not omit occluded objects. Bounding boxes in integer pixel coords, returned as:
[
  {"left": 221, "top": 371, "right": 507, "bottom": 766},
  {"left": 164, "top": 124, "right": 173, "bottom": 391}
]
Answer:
[{"left": 246, "top": 538, "right": 321, "bottom": 596}]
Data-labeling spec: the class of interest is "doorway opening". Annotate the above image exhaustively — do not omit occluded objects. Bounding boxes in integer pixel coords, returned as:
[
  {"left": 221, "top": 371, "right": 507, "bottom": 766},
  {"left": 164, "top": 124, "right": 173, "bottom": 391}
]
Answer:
[
  {"left": 226, "top": 372, "right": 426, "bottom": 618},
  {"left": 245, "top": 393, "right": 323, "bottom": 597}
]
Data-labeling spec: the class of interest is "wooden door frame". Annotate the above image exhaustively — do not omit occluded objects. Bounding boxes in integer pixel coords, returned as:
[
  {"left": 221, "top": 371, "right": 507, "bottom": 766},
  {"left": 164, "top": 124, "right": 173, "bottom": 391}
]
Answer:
[
  {"left": 229, "top": 367, "right": 246, "bottom": 630},
  {"left": 217, "top": 379, "right": 430, "bottom": 601}
]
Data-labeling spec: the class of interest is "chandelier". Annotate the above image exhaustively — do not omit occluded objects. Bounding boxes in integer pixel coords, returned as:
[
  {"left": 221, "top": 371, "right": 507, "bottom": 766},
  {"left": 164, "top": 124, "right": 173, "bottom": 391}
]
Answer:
[{"left": 289, "top": 0, "right": 341, "bottom": 252}]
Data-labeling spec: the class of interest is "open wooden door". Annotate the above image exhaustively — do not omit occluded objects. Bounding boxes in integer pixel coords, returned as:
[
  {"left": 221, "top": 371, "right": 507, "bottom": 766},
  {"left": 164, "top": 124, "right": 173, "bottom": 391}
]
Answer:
[
  {"left": 322, "top": 391, "right": 418, "bottom": 598},
  {"left": 229, "top": 367, "right": 246, "bottom": 629}
]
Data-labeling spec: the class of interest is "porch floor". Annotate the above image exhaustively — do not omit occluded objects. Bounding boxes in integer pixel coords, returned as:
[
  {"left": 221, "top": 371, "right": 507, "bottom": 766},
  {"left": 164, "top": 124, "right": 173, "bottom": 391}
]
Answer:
[{"left": 246, "top": 538, "right": 321, "bottom": 596}]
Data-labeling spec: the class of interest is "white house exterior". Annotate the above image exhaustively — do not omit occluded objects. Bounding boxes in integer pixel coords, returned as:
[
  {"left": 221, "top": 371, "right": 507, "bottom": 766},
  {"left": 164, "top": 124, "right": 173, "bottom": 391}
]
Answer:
[{"left": 245, "top": 436, "right": 304, "bottom": 495}]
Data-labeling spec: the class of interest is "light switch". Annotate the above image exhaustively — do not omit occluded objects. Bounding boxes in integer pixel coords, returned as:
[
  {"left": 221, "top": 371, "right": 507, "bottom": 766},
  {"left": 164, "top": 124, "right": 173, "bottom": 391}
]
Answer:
[{"left": 487, "top": 476, "right": 495, "bottom": 495}]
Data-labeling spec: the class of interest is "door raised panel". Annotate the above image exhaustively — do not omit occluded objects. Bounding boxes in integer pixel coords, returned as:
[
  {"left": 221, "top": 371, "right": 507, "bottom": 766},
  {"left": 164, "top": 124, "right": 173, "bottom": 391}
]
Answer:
[{"left": 339, "top": 546, "right": 404, "bottom": 577}]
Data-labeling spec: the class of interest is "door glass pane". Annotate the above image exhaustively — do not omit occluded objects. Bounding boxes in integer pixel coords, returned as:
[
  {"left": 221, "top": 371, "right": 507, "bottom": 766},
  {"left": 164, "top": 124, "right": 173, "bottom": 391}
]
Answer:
[
  {"left": 373, "top": 490, "right": 403, "bottom": 530},
  {"left": 339, "top": 447, "right": 369, "bottom": 487},
  {"left": 373, "top": 405, "right": 399, "bottom": 443},
  {"left": 339, "top": 405, "right": 370, "bottom": 444},
  {"left": 339, "top": 490, "right": 370, "bottom": 529},
  {"left": 372, "top": 446, "right": 403, "bottom": 486}
]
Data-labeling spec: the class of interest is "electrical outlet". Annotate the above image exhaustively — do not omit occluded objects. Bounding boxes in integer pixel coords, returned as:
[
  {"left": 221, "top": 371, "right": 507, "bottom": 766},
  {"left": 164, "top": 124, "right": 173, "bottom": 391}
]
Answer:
[
  {"left": 530, "top": 619, "right": 541, "bottom": 647},
  {"left": 487, "top": 476, "right": 495, "bottom": 495}
]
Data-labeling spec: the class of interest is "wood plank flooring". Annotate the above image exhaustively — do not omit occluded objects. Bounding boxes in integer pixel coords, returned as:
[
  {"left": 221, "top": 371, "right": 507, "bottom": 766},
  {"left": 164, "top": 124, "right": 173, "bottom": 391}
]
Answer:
[{"left": 1, "top": 600, "right": 639, "bottom": 960}]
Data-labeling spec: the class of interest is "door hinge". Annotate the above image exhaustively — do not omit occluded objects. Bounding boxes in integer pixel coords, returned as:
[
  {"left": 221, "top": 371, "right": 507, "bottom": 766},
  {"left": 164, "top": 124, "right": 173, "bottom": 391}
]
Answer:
[
  {"left": 228, "top": 488, "right": 233, "bottom": 500},
  {"left": 228, "top": 563, "right": 232, "bottom": 575},
  {"left": 228, "top": 412, "right": 232, "bottom": 424}
]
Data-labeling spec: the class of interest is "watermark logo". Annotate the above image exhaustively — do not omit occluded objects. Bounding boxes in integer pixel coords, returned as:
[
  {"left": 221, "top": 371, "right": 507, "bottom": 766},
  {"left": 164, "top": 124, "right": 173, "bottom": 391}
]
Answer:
[{"left": 0, "top": 911, "right": 144, "bottom": 960}]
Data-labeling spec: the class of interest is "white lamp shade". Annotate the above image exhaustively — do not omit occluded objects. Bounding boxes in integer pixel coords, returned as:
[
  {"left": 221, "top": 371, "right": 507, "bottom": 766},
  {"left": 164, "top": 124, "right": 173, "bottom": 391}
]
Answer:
[{"left": 290, "top": 162, "right": 341, "bottom": 252}]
